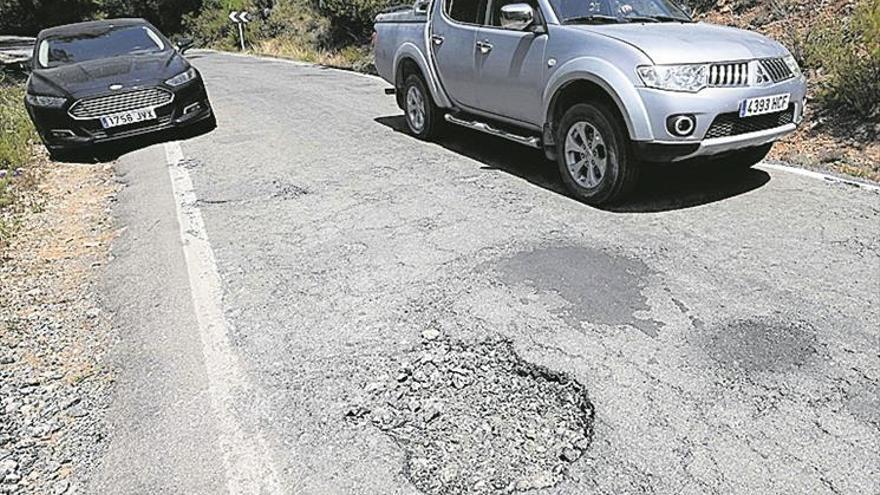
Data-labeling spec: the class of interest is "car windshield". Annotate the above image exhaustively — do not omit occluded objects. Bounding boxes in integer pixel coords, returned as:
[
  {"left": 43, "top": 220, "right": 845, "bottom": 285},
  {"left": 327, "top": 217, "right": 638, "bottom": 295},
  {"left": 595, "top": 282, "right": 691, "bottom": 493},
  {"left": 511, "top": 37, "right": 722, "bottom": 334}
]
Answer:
[
  {"left": 37, "top": 25, "right": 166, "bottom": 69},
  {"left": 550, "top": 0, "right": 691, "bottom": 23}
]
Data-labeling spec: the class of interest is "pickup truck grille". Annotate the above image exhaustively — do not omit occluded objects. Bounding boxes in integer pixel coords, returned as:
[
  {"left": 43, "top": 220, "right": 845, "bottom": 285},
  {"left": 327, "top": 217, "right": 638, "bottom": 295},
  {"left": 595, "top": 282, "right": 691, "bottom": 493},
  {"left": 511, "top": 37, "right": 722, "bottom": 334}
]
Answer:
[
  {"left": 704, "top": 104, "right": 795, "bottom": 139},
  {"left": 709, "top": 62, "right": 749, "bottom": 87},
  {"left": 69, "top": 88, "right": 173, "bottom": 119},
  {"left": 759, "top": 58, "right": 795, "bottom": 83}
]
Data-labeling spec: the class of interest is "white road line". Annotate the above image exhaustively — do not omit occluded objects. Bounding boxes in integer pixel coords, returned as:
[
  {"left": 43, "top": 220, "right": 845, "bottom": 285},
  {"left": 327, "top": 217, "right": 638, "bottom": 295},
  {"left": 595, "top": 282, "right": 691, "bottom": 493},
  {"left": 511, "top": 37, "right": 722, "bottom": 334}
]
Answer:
[
  {"left": 196, "top": 48, "right": 382, "bottom": 80},
  {"left": 164, "top": 141, "right": 285, "bottom": 495},
  {"left": 758, "top": 162, "right": 880, "bottom": 192}
]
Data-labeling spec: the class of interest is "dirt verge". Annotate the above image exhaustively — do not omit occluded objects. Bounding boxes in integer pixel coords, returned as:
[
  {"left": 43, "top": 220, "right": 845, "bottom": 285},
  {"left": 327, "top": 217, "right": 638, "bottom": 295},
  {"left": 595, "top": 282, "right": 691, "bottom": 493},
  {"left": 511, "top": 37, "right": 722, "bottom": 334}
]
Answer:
[{"left": 0, "top": 159, "right": 118, "bottom": 494}]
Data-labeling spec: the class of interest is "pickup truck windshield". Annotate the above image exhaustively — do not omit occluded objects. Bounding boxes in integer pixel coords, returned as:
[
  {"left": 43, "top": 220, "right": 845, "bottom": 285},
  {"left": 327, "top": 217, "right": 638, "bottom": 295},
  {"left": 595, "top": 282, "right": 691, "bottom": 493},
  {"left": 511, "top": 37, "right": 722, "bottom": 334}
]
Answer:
[
  {"left": 551, "top": 0, "right": 691, "bottom": 23},
  {"left": 37, "top": 25, "right": 166, "bottom": 69}
]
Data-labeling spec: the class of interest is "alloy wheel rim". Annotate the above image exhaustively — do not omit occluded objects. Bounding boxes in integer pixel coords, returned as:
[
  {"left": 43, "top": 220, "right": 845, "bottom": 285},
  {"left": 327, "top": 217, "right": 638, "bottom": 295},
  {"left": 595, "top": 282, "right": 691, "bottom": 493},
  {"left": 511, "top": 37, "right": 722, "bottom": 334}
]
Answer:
[
  {"left": 406, "top": 86, "right": 426, "bottom": 132},
  {"left": 564, "top": 121, "right": 609, "bottom": 189}
]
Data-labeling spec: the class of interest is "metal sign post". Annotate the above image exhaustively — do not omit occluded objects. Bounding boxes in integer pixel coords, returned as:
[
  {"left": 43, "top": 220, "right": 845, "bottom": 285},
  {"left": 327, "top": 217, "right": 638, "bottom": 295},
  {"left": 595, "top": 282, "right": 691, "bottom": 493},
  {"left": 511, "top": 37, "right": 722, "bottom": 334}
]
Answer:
[{"left": 228, "top": 11, "right": 253, "bottom": 51}]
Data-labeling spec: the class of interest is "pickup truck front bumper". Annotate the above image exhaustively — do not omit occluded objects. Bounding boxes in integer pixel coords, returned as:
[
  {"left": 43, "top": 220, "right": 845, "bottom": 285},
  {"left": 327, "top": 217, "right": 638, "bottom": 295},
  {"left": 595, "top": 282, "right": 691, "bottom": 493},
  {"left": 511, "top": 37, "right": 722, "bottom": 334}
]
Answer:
[{"left": 633, "top": 75, "right": 807, "bottom": 162}]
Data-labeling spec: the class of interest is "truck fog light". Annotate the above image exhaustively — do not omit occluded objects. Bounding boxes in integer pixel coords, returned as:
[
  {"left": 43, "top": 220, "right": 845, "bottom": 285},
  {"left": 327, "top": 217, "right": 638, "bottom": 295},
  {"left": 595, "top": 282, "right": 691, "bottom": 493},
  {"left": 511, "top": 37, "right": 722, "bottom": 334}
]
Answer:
[{"left": 667, "top": 115, "right": 696, "bottom": 137}]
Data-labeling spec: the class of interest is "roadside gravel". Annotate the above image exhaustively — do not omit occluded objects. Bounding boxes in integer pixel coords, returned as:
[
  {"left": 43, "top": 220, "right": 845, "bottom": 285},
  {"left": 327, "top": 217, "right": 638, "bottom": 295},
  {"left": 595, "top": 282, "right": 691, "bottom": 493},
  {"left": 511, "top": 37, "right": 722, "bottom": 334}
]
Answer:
[{"left": 0, "top": 160, "right": 118, "bottom": 494}]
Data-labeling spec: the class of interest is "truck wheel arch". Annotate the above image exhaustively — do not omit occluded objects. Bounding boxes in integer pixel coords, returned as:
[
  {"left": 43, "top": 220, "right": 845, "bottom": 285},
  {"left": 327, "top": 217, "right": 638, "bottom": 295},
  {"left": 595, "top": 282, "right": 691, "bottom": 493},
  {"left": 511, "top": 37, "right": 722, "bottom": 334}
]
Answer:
[
  {"left": 544, "top": 60, "right": 654, "bottom": 143},
  {"left": 392, "top": 44, "right": 452, "bottom": 110}
]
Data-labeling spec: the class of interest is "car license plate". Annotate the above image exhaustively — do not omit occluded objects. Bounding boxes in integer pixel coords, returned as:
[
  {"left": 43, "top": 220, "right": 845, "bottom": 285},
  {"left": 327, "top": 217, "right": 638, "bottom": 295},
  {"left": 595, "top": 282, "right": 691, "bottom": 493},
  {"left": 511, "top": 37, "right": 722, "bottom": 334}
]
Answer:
[
  {"left": 99, "top": 108, "right": 157, "bottom": 129},
  {"left": 739, "top": 93, "right": 790, "bottom": 118}
]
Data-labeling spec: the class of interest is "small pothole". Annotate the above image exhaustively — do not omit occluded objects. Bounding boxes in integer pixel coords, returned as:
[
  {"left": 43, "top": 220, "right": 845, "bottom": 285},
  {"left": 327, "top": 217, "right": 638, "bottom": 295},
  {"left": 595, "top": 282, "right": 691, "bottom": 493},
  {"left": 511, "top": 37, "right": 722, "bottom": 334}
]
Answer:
[
  {"left": 176, "top": 158, "right": 203, "bottom": 169},
  {"left": 347, "top": 340, "right": 594, "bottom": 494},
  {"left": 703, "top": 318, "right": 819, "bottom": 373},
  {"left": 270, "top": 179, "right": 309, "bottom": 199}
]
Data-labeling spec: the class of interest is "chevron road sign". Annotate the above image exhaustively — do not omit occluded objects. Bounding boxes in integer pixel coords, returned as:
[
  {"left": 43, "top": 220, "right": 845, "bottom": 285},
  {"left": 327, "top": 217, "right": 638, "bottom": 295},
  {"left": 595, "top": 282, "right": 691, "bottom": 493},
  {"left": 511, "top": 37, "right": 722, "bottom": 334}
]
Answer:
[
  {"left": 228, "top": 11, "right": 253, "bottom": 50},
  {"left": 228, "top": 11, "right": 252, "bottom": 24}
]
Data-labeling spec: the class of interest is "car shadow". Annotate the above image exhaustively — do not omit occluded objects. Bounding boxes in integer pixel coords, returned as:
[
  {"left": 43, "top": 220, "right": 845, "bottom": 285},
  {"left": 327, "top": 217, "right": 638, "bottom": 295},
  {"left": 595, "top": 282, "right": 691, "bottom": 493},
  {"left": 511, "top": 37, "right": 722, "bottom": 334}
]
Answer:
[
  {"left": 375, "top": 115, "right": 771, "bottom": 213},
  {"left": 50, "top": 120, "right": 217, "bottom": 164}
]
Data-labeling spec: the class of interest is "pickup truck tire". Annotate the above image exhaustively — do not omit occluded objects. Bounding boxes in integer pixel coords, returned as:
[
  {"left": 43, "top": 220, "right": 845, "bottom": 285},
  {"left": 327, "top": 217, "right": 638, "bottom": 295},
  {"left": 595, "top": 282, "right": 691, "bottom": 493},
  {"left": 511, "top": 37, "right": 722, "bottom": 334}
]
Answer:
[
  {"left": 556, "top": 103, "right": 639, "bottom": 205},
  {"left": 403, "top": 75, "right": 441, "bottom": 140}
]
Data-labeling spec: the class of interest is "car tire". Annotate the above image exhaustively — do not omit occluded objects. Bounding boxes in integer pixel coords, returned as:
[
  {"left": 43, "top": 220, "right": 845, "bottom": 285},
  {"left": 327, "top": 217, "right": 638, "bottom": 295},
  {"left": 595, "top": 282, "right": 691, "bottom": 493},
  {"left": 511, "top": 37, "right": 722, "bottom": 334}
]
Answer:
[
  {"left": 555, "top": 102, "right": 639, "bottom": 205},
  {"left": 403, "top": 74, "right": 441, "bottom": 140},
  {"left": 47, "top": 148, "right": 78, "bottom": 163}
]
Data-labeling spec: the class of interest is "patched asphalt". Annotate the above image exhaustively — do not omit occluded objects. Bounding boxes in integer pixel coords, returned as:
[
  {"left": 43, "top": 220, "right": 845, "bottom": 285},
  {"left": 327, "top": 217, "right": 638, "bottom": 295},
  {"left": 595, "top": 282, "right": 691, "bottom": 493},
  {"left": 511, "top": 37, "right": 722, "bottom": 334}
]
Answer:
[{"left": 92, "top": 51, "right": 879, "bottom": 494}]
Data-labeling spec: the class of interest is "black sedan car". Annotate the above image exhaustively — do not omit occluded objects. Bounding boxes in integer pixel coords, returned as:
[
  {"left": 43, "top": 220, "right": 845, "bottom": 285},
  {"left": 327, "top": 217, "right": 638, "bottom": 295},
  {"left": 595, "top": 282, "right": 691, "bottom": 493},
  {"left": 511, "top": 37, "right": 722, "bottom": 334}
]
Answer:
[{"left": 25, "top": 18, "right": 215, "bottom": 158}]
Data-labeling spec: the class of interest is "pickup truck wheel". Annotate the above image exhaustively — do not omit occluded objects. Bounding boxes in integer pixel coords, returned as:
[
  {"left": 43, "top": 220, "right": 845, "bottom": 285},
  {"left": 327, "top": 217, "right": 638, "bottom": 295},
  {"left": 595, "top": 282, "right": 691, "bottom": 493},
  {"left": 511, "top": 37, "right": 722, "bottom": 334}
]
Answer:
[
  {"left": 556, "top": 103, "right": 638, "bottom": 205},
  {"left": 403, "top": 75, "right": 440, "bottom": 140}
]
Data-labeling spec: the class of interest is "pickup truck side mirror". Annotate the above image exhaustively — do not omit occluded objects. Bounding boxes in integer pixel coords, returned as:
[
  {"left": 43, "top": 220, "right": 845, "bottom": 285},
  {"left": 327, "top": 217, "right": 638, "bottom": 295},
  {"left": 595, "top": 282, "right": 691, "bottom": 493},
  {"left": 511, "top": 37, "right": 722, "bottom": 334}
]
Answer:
[{"left": 500, "top": 3, "right": 536, "bottom": 31}]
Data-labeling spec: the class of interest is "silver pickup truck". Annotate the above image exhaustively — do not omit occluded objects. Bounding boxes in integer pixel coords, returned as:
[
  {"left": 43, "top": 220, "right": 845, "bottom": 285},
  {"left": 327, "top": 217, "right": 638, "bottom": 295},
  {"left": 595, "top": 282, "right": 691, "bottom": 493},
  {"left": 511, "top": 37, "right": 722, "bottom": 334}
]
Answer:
[{"left": 374, "top": 0, "right": 807, "bottom": 204}]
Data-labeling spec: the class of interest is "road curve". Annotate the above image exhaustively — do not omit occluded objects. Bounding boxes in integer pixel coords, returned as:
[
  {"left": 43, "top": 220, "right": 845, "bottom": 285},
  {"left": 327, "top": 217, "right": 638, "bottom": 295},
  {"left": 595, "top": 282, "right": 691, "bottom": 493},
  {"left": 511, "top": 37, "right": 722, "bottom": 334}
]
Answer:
[{"left": 89, "top": 51, "right": 879, "bottom": 495}]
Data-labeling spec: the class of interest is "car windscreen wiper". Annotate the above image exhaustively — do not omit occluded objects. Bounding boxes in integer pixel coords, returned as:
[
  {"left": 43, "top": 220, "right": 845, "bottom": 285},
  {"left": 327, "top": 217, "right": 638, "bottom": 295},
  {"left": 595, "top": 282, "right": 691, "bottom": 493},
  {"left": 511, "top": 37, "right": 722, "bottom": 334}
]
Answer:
[
  {"left": 648, "top": 15, "right": 693, "bottom": 23},
  {"left": 623, "top": 15, "right": 660, "bottom": 23},
  {"left": 562, "top": 14, "right": 624, "bottom": 25}
]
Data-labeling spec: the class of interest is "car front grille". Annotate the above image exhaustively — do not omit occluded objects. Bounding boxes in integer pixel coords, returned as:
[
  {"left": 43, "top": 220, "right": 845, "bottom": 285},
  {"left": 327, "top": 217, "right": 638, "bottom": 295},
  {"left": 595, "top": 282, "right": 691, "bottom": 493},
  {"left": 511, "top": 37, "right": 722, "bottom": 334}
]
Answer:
[
  {"left": 709, "top": 62, "right": 749, "bottom": 87},
  {"left": 69, "top": 88, "right": 173, "bottom": 119},
  {"left": 704, "top": 104, "right": 795, "bottom": 139},
  {"left": 759, "top": 58, "right": 794, "bottom": 83}
]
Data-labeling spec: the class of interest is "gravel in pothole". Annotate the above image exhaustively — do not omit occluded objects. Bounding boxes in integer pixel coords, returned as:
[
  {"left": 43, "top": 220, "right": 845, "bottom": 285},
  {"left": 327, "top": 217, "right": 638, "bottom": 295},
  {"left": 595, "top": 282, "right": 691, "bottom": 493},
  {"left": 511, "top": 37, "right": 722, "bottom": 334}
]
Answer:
[{"left": 346, "top": 340, "right": 594, "bottom": 494}]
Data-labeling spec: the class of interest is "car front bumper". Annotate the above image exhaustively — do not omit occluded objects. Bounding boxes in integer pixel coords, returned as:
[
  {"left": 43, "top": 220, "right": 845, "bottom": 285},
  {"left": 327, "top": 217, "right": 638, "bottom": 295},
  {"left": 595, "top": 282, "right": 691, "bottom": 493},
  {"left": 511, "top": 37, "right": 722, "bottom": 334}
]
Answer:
[
  {"left": 27, "top": 79, "right": 213, "bottom": 151},
  {"left": 633, "top": 75, "right": 808, "bottom": 162}
]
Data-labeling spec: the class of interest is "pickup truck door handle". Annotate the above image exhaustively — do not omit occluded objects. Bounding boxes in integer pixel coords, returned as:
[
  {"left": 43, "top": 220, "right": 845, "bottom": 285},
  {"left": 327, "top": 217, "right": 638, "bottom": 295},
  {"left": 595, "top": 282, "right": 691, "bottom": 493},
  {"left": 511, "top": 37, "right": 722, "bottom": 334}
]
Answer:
[
  {"left": 476, "top": 40, "right": 493, "bottom": 54},
  {"left": 431, "top": 35, "right": 445, "bottom": 46}
]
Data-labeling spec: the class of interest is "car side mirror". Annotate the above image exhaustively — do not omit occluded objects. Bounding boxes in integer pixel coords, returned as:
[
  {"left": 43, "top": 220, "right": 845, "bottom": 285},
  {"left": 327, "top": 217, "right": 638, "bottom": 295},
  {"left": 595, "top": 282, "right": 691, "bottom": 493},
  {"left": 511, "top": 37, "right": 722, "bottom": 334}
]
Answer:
[
  {"left": 176, "top": 37, "right": 195, "bottom": 54},
  {"left": 500, "top": 3, "right": 536, "bottom": 31},
  {"left": 414, "top": 0, "right": 430, "bottom": 14}
]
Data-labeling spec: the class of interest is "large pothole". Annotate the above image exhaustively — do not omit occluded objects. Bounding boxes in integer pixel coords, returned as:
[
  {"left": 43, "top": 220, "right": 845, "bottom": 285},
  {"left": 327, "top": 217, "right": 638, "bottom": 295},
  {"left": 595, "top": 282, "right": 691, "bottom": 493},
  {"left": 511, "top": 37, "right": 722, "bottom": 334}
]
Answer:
[{"left": 347, "top": 340, "right": 594, "bottom": 494}]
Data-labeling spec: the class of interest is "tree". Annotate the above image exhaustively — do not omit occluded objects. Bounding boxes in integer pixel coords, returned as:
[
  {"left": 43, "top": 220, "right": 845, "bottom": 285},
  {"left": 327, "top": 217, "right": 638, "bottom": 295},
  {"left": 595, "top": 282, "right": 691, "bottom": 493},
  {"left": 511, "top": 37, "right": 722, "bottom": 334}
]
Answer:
[{"left": 0, "top": 0, "right": 98, "bottom": 35}]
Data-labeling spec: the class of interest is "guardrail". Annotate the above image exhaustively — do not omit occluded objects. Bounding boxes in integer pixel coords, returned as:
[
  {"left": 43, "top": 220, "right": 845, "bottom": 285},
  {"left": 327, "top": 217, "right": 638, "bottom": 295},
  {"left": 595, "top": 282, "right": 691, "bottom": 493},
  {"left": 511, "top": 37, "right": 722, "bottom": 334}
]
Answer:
[{"left": 0, "top": 36, "right": 35, "bottom": 68}]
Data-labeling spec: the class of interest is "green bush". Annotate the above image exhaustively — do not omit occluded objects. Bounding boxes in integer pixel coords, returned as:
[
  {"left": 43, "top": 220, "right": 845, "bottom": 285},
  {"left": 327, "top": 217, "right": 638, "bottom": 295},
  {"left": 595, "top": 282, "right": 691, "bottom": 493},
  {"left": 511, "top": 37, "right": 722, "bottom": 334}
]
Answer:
[
  {"left": 0, "top": 80, "right": 36, "bottom": 175},
  {"left": 802, "top": 0, "right": 880, "bottom": 121},
  {"left": 310, "top": 0, "right": 395, "bottom": 44},
  {"left": 0, "top": 78, "right": 39, "bottom": 244}
]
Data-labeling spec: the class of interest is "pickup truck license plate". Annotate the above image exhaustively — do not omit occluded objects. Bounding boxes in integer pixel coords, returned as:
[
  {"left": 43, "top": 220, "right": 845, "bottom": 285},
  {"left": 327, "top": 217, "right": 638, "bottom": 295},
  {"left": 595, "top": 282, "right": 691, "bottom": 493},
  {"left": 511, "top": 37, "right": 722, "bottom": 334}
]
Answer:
[
  {"left": 99, "top": 108, "right": 157, "bottom": 129},
  {"left": 739, "top": 93, "right": 790, "bottom": 118}
]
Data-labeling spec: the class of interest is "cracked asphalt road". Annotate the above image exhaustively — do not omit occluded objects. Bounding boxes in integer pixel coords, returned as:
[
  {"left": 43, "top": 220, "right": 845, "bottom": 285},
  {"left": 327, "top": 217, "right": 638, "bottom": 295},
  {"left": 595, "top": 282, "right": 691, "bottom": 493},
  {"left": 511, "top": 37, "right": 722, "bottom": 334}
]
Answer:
[{"left": 90, "top": 51, "right": 879, "bottom": 494}]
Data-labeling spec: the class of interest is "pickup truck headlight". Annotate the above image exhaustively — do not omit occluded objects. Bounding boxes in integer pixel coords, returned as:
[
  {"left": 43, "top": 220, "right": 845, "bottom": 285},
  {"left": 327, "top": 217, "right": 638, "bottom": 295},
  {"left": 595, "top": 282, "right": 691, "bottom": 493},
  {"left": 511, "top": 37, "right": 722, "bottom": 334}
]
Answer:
[
  {"left": 637, "top": 64, "right": 709, "bottom": 93},
  {"left": 165, "top": 68, "right": 197, "bottom": 87},
  {"left": 25, "top": 94, "right": 67, "bottom": 108},
  {"left": 783, "top": 55, "right": 802, "bottom": 78}
]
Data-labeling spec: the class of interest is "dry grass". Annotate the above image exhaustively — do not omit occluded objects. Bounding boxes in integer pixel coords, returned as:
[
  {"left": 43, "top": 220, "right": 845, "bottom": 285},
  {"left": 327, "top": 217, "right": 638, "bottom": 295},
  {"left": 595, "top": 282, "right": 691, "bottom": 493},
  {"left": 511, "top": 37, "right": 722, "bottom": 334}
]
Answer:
[{"left": 254, "top": 37, "right": 375, "bottom": 73}]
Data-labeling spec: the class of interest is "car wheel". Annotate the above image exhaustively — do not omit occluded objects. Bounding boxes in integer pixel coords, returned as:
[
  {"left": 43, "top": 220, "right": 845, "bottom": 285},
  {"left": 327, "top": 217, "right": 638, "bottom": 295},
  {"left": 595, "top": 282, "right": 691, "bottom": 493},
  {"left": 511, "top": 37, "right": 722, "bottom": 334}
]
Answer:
[
  {"left": 556, "top": 102, "right": 639, "bottom": 205},
  {"left": 403, "top": 74, "right": 440, "bottom": 140},
  {"left": 47, "top": 148, "right": 78, "bottom": 163}
]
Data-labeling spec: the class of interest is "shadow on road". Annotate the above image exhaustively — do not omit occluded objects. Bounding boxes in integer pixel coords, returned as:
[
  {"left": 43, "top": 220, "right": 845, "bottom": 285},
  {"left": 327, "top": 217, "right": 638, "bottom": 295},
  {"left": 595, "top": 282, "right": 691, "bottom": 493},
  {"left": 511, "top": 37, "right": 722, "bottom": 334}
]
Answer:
[
  {"left": 50, "top": 120, "right": 216, "bottom": 164},
  {"left": 375, "top": 115, "right": 771, "bottom": 213}
]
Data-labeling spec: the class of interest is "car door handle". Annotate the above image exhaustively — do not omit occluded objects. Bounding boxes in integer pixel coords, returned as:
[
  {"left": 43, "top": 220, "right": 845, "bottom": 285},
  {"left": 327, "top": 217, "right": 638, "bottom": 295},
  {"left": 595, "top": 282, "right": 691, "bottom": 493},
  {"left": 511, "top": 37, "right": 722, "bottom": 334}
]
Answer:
[
  {"left": 476, "top": 40, "right": 493, "bottom": 54},
  {"left": 431, "top": 35, "right": 445, "bottom": 45}
]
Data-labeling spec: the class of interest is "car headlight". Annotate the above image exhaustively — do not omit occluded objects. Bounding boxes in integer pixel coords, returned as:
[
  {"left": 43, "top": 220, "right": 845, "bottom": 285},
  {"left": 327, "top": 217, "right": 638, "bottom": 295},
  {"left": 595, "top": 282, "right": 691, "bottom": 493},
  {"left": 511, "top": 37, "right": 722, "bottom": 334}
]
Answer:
[
  {"left": 637, "top": 64, "right": 709, "bottom": 93},
  {"left": 783, "top": 54, "right": 802, "bottom": 78},
  {"left": 165, "top": 68, "right": 197, "bottom": 87},
  {"left": 25, "top": 94, "right": 67, "bottom": 108}
]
